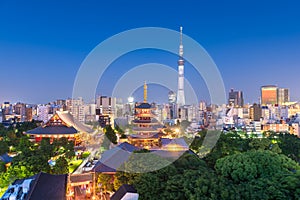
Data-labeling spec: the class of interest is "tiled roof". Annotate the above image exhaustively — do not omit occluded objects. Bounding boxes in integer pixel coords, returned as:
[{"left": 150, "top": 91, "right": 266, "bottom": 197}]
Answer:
[
  {"left": 25, "top": 125, "right": 77, "bottom": 135},
  {"left": 56, "top": 111, "right": 93, "bottom": 133},
  {"left": 129, "top": 133, "right": 160, "bottom": 139},
  {"left": 93, "top": 142, "right": 139, "bottom": 173},
  {"left": 92, "top": 162, "right": 117, "bottom": 173},
  {"left": 26, "top": 172, "right": 67, "bottom": 200},
  {"left": 111, "top": 184, "right": 138, "bottom": 200},
  {"left": 118, "top": 142, "right": 140, "bottom": 152},
  {"left": 1, "top": 172, "right": 67, "bottom": 200},
  {"left": 69, "top": 173, "right": 93, "bottom": 183},
  {"left": 135, "top": 103, "right": 151, "bottom": 109}
]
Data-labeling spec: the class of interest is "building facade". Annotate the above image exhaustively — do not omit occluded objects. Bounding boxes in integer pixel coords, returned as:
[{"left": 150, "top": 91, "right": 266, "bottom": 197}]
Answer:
[
  {"left": 261, "top": 85, "right": 278, "bottom": 105},
  {"left": 228, "top": 89, "right": 244, "bottom": 107}
]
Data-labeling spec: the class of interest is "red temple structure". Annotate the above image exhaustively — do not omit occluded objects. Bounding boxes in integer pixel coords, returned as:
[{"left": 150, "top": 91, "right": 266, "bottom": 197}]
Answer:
[
  {"left": 128, "top": 82, "right": 164, "bottom": 149},
  {"left": 25, "top": 111, "right": 93, "bottom": 144}
]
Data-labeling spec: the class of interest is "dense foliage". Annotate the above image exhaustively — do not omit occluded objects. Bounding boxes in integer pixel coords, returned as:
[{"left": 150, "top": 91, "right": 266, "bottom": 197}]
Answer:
[
  {"left": 102, "top": 125, "right": 118, "bottom": 149},
  {"left": 113, "top": 131, "right": 300, "bottom": 200}
]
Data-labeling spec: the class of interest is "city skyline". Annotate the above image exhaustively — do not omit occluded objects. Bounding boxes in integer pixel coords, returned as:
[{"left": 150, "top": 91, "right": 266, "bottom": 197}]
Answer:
[{"left": 1, "top": 1, "right": 300, "bottom": 104}]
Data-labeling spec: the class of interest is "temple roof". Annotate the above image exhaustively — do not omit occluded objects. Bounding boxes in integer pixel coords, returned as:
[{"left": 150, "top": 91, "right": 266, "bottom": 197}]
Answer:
[
  {"left": 25, "top": 125, "right": 77, "bottom": 135},
  {"left": 25, "top": 111, "right": 93, "bottom": 135},
  {"left": 118, "top": 142, "right": 140, "bottom": 152},
  {"left": 129, "top": 133, "right": 160, "bottom": 139},
  {"left": 111, "top": 184, "right": 138, "bottom": 200},
  {"left": 93, "top": 142, "right": 140, "bottom": 173},
  {"left": 27, "top": 173, "right": 67, "bottom": 200},
  {"left": 56, "top": 111, "right": 93, "bottom": 133},
  {"left": 1, "top": 172, "right": 67, "bottom": 200},
  {"left": 69, "top": 173, "right": 93, "bottom": 183},
  {"left": 135, "top": 103, "right": 151, "bottom": 109}
]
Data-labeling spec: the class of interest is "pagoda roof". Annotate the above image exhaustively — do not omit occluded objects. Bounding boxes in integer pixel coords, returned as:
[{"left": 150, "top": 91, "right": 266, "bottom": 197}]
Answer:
[
  {"left": 129, "top": 133, "right": 160, "bottom": 139},
  {"left": 25, "top": 125, "right": 77, "bottom": 135},
  {"left": 135, "top": 103, "right": 152, "bottom": 109},
  {"left": 132, "top": 124, "right": 163, "bottom": 132},
  {"left": 118, "top": 142, "right": 140, "bottom": 152}
]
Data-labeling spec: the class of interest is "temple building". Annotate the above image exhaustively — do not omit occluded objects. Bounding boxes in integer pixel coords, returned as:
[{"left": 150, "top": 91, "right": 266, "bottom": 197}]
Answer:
[
  {"left": 128, "top": 82, "right": 164, "bottom": 149},
  {"left": 25, "top": 111, "right": 93, "bottom": 145},
  {"left": 67, "top": 173, "right": 94, "bottom": 200}
]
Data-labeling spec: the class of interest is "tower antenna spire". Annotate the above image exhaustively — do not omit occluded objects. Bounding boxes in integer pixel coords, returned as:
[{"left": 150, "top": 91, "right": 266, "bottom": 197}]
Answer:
[
  {"left": 180, "top": 26, "right": 183, "bottom": 46},
  {"left": 179, "top": 26, "right": 184, "bottom": 58}
]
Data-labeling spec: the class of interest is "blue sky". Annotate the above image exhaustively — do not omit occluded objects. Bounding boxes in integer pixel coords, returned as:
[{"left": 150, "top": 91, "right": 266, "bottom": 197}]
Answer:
[{"left": 0, "top": 0, "right": 300, "bottom": 104}]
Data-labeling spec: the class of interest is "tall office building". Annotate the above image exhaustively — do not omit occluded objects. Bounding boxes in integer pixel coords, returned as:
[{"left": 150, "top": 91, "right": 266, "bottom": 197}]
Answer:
[
  {"left": 277, "top": 88, "right": 289, "bottom": 105},
  {"left": 168, "top": 91, "right": 176, "bottom": 104},
  {"left": 168, "top": 91, "right": 177, "bottom": 119},
  {"left": 249, "top": 103, "right": 262, "bottom": 121},
  {"left": 37, "top": 105, "right": 50, "bottom": 122},
  {"left": 96, "top": 96, "right": 116, "bottom": 115},
  {"left": 14, "top": 102, "right": 26, "bottom": 121},
  {"left": 261, "top": 85, "right": 278, "bottom": 105},
  {"left": 66, "top": 97, "right": 85, "bottom": 123},
  {"left": 176, "top": 26, "right": 185, "bottom": 107},
  {"left": 228, "top": 89, "right": 244, "bottom": 107}
]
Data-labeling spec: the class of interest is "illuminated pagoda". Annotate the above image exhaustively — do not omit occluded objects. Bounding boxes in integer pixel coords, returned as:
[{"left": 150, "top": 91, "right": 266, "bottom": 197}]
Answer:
[
  {"left": 128, "top": 82, "right": 164, "bottom": 149},
  {"left": 25, "top": 111, "right": 93, "bottom": 145}
]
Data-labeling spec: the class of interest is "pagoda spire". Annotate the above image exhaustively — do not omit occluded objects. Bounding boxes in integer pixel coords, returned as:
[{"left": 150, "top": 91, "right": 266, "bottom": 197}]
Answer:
[{"left": 143, "top": 81, "right": 147, "bottom": 103}]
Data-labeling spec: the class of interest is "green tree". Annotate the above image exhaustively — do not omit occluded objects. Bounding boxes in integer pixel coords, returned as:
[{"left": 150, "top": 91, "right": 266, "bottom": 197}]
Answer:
[
  {"left": 215, "top": 150, "right": 300, "bottom": 199},
  {"left": 104, "top": 125, "right": 117, "bottom": 144},
  {"left": 0, "top": 162, "right": 6, "bottom": 173},
  {"left": 52, "top": 156, "right": 69, "bottom": 174},
  {"left": 65, "top": 142, "right": 75, "bottom": 159},
  {"left": 16, "top": 136, "right": 33, "bottom": 155},
  {"left": 204, "top": 131, "right": 249, "bottom": 167},
  {"left": 215, "top": 150, "right": 299, "bottom": 183},
  {"left": 0, "top": 141, "right": 9, "bottom": 155},
  {"left": 97, "top": 174, "right": 114, "bottom": 192},
  {"left": 272, "top": 133, "right": 300, "bottom": 162},
  {"left": 249, "top": 138, "right": 281, "bottom": 153},
  {"left": 40, "top": 138, "right": 53, "bottom": 157}
]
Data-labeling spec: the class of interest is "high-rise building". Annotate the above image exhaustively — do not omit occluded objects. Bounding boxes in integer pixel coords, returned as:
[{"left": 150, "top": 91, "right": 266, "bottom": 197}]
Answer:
[
  {"left": 2, "top": 102, "right": 12, "bottom": 120},
  {"left": 199, "top": 101, "right": 207, "bottom": 111},
  {"left": 168, "top": 91, "right": 177, "bottom": 119},
  {"left": 37, "top": 105, "right": 50, "bottom": 122},
  {"left": 25, "top": 106, "right": 33, "bottom": 122},
  {"left": 66, "top": 97, "right": 85, "bottom": 123},
  {"left": 228, "top": 89, "right": 244, "bottom": 107},
  {"left": 249, "top": 103, "right": 262, "bottom": 121},
  {"left": 14, "top": 102, "right": 26, "bottom": 121},
  {"left": 168, "top": 91, "right": 176, "bottom": 104},
  {"left": 177, "top": 26, "right": 185, "bottom": 107},
  {"left": 261, "top": 85, "right": 278, "bottom": 105},
  {"left": 277, "top": 88, "right": 289, "bottom": 105},
  {"left": 96, "top": 96, "right": 116, "bottom": 127},
  {"left": 96, "top": 96, "right": 116, "bottom": 115}
]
